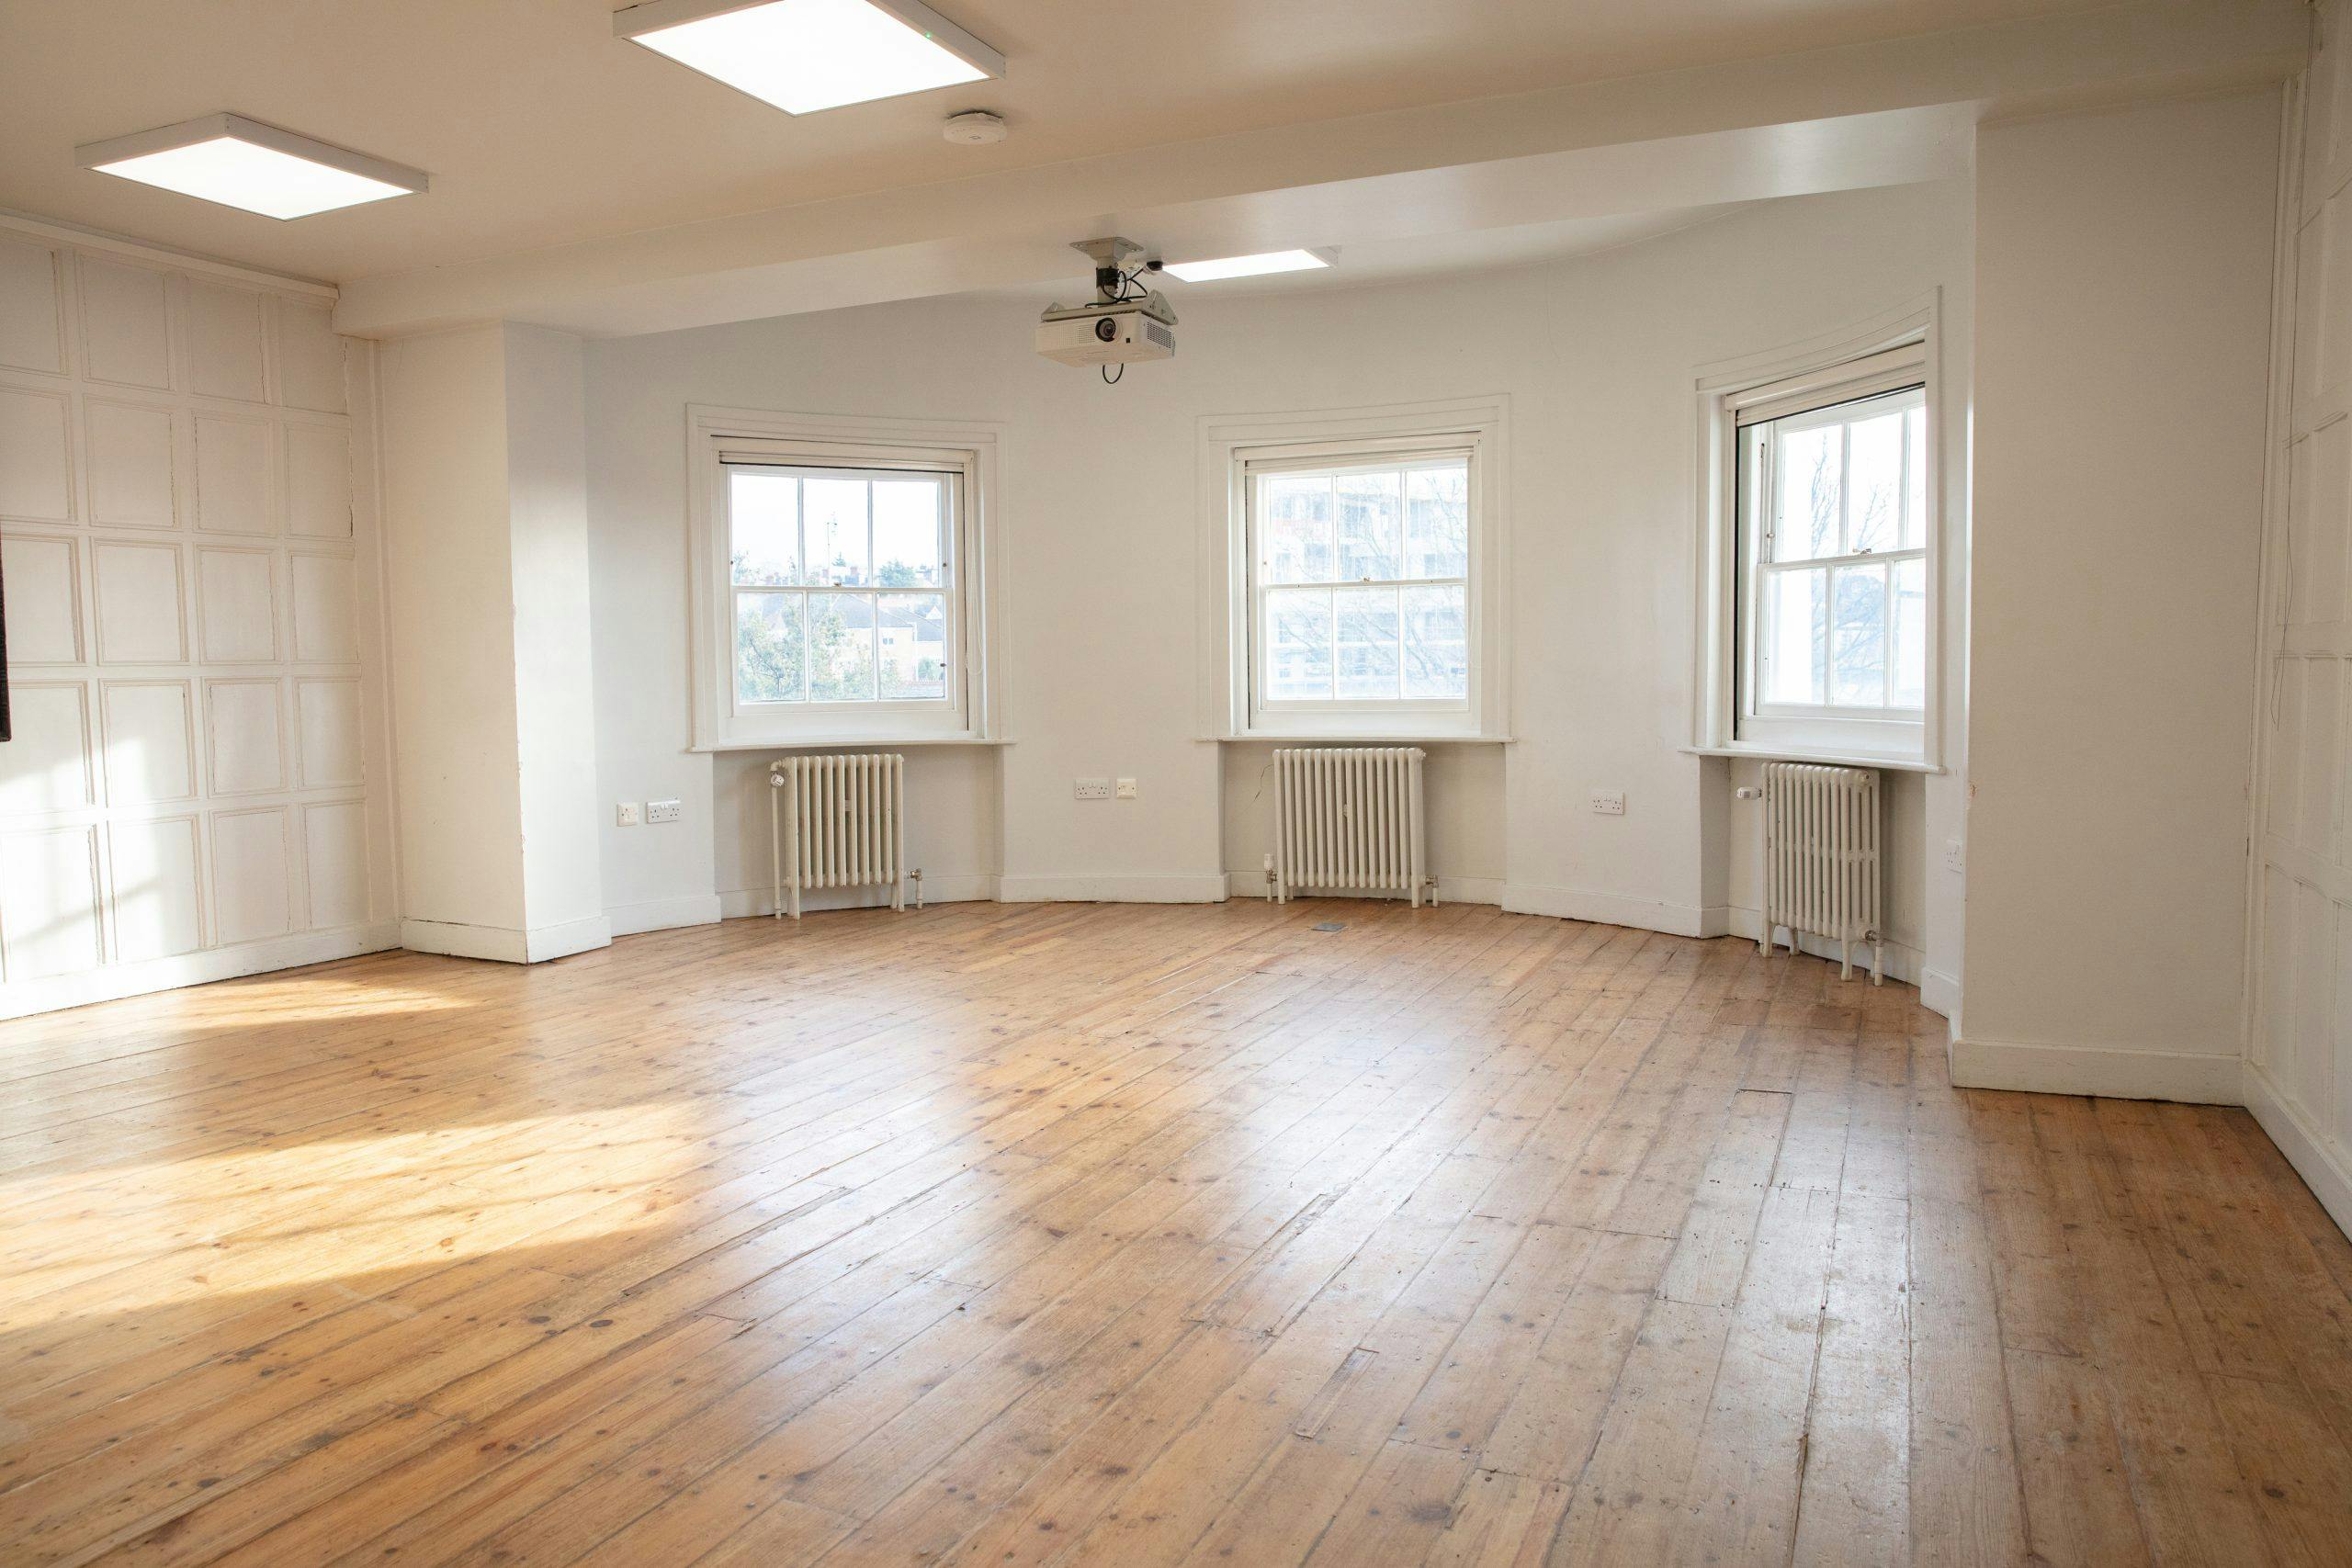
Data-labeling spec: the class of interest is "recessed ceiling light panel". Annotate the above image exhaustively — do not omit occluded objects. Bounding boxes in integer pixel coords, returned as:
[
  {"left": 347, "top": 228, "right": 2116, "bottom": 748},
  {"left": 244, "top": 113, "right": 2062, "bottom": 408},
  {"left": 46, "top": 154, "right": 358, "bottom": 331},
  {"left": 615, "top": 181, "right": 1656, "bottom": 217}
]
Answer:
[
  {"left": 76, "top": 114, "right": 428, "bottom": 220},
  {"left": 1163, "top": 249, "right": 1336, "bottom": 283},
  {"left": 616, "top": 0, "right": 1003, "bottom": 115}
]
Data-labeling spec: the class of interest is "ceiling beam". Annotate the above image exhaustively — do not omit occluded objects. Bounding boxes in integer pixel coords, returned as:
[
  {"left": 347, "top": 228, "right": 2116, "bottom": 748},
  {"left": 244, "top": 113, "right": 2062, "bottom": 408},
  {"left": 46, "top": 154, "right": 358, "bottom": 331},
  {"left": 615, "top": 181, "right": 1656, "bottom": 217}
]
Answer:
[{"left": 333, "top": 0, "right": 2306, "bottom": 339}]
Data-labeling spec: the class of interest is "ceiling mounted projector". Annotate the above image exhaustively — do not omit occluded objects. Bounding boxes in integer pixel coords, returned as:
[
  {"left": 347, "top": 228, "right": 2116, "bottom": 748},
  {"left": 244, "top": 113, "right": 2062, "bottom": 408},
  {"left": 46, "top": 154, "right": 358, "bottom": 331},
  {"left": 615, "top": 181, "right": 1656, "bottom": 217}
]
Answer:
[{"left": 1037, "top": 237, "right": 1176, "bottom": 373}]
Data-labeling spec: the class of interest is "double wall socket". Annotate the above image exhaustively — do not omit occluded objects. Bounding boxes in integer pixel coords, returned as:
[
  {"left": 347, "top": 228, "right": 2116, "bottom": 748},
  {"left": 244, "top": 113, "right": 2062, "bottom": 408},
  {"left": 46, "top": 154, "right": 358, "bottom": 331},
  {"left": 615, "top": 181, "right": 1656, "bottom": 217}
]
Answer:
[
  {"left": 1074, "top": 778, "right": 1111, "bottom": 800},
  {"left": 1589, "top": 790, "right": 1626, "bottom": 816},
  {"left": 616, "top": 800, "right": 684, "bottom": 826}
]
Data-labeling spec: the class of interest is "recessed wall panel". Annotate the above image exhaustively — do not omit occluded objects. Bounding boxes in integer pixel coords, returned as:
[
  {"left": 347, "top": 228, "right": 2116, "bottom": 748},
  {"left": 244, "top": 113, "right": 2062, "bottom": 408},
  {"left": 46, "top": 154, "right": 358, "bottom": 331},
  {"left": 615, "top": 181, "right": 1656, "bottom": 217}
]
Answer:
[
  {"left": 194, "top": 414, "right": 273, "bottom": 535},
  {"left": 85, "top": 398, "right": 179, "bottom": 529},
  {"left": 0, "top": 386, "right": 74, "bottom": 521},
  {"left": 93, "top": 541, "right": 187, "bottom": 664},
  {"left": 0, "top": 534, "right": 82, "bottom": 662},
  {"left": 76, "top": 256, "right": 172, "bottom": 389},
  {"left": 0, "top": 234, "right": 64, "bottom": 374},
  {"left": 272, "top": 297, "right": 346, "bottom": 413},
  {"left": 0, "top": 826, "right": 102, "bottom": 980},
  {"left": 205, "top": 678, "right": 285, "bottom": 796},
  {"left": 290, "top": 553, "right": 358, "bottom": 663},
  {"left": 302, "top": 802, "right": 369, "bottom": 929},
  {"left": 209, "top": 807, "right": 290, "bottom": 945},
  {"left": 0, "top": 683, "right": 91, "bottom": 814},
  {"left": 99, "top": 681, "right": 196, "bottom": 805},
  {"left": 107, "top": 817, "right": 203, "bottom": 962},
  {"left": 185, "top": 279, "right": 267, "bottom": 403},
  {"left": 196, "top": 547, "right": 278, "bottom": 663},
  {"left": 296, "top": 678, "right": 363, "bottom": 789},
  {"left": 284, "top": 424, "right": 351, "bottom": 539}
]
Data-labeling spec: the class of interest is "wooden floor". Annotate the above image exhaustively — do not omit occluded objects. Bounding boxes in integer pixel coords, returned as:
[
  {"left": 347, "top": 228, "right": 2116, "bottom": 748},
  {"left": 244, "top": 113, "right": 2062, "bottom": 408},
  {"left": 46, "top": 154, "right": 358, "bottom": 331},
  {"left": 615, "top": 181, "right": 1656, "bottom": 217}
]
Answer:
[{"left": 4, "top": 903, "right": 2351, "bottom": 1567}]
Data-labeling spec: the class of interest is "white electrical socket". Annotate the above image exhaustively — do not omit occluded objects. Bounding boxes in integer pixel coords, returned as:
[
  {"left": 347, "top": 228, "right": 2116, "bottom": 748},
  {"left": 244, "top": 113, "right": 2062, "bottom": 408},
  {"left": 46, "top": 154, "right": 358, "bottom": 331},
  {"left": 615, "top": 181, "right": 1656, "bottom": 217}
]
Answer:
[
  {"left": 616, "top": 802, "right": 642, "bottom": 827},
  {"left": 647, "top": 799, "right": 683, "bottom": 824},
  {"left": 1074, "top": 778, "right": 1111, "bottom": 800},
  {"left": 1115, "top": 778, "right": 1138, "bottom": 800},
  {"left": 1944, "top": 837, "right": 1965, "bottom": 873},
  {"left": 1589, "top": 790, "right": 1626, "bottom": 816}
]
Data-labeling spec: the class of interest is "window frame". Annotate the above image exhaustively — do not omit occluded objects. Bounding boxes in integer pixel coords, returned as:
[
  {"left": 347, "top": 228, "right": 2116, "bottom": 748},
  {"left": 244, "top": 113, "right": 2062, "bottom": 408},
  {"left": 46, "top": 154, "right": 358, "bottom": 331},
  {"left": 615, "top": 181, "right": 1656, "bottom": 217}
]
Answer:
[
  {"left": 1201, "top": 398, "right": 1510, "bottom": 742},
  {"left": 1243, "top": 441, "right": 1477, "bottom": 725},
  {"left": 1692, "top": 313, "right": 1941, "bottom": 768},
  {"left": 1737, "top": 383, "right": 1930, "bottom": 728},
  {"left": 687, "top": 406, "right": 1002, "bottom": 750}
]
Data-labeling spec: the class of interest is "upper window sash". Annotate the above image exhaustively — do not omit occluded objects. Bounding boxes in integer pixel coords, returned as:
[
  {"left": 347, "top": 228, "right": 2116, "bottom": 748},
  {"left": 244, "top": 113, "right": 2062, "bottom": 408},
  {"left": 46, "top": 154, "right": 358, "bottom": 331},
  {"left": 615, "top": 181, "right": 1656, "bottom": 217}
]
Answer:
[{"left": 1244, "top": 448, "right": 1476, "bottom": 714}]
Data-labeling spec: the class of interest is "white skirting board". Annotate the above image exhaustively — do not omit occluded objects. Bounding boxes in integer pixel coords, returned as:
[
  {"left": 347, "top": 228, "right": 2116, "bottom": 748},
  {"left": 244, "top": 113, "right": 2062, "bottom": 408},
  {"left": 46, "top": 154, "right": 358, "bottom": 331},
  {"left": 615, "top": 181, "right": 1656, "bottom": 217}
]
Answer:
[
  {"left": 1948, "top": 1034, "right": 2243, "bottom": 1105},
  {"left": 0, "top": 921, "right": 401, "bottom": 1021},
  {"left": 1501, "top": 881, "right": 1716, "bottom": 935},
  {"left": 1224, "top": 872, "right": 1504, "bottom": 906},
  {"left": 400, "top": 915, "right": 613, "bottom": 964},
  {"left": 607, "top": 893, "right": 726, "bottom": 937},
  {"left": 2245, "top": 1060, "right": 2352, "bottom": 1242},
  {"left": 998, "top": 874, "right": 1230, "bottom": 904},
  {"left": 718, "top": 874, "right": 998, "bottom": 919}
]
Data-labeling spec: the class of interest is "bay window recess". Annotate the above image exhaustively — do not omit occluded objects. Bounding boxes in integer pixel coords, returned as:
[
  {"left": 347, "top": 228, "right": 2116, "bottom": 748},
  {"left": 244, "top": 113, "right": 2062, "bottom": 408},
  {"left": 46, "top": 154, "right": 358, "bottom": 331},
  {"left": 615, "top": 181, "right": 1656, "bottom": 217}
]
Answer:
[{"left": 1697, "top": 334, "right": 1938, "bottom": 765}]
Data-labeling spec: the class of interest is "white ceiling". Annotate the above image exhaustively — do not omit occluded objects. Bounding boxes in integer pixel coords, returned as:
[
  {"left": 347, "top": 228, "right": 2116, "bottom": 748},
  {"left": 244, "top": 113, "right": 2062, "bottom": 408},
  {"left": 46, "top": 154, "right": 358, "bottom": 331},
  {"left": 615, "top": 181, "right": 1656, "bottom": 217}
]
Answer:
[{"left": 0, "top": 0, "right": 2120, "bottom": 288}]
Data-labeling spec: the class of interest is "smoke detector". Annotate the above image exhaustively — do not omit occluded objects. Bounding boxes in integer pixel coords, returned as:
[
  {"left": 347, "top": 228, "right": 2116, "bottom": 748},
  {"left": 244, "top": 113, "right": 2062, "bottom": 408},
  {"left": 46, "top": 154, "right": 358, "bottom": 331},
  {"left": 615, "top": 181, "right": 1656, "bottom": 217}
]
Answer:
[{"left": 944, "top": 110, "right": 1007, "bottom": 145}]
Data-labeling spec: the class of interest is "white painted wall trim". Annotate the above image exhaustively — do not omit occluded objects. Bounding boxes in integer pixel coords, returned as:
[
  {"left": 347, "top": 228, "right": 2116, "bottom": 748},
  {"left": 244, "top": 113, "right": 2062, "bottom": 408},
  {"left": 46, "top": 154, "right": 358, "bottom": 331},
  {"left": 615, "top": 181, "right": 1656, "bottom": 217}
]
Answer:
[
  {"left": 400, "top": 915, "right": 613, "bottom": 964},
  {"left": 716, "top": 874, "right": 998, "bottom": 919},
  {"left": 1501, "top": 882, "right": 1716, "bottom": 938},
  {"left": 999, "top": 874, "right": 1230, "bottom": 905},
  {"left": 607, "top": 893, "right": 726, "bottom": 937},
  {"left": 1919, "top": 967, "right": 1961, "bottom": 1021},
  {"left": 0, "top": 922, "right": 400, "bottom": 1022},
  {"left": 0, "top": 208, "right": 339, "bottom": 299},
  {"left": 1224, "top": 873, "right": 1509, "bottom": 908},
  {"left": 2245, "top": 1059, "right": 2352, "bottom": 1241},
  {"left": 1949, "top": 1035, "right": 2244, "bottom": 1104}
]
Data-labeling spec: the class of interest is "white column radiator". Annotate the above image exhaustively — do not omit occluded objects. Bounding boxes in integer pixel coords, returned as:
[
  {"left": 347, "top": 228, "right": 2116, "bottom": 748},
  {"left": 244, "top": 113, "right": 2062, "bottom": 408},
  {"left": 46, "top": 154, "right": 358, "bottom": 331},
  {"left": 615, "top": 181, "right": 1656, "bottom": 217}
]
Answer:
[
  {"left": 1271, "top": 746, "right": 1431, "bottom": 906},
  {"left": 768, "top": 753, "right": 910, "bottom": 920},
  {"left": 1758, "top": 761, "right": 1883, "bottom": 983}
]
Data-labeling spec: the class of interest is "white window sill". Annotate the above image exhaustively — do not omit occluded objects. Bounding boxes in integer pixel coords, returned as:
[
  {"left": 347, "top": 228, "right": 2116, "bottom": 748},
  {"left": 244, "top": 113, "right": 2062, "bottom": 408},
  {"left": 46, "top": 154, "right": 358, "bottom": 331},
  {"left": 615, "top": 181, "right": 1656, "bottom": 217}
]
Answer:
[
  {"left": 1682, "top": 744, "right": 1941, "bottom": 774},
  {"left": 694, "top": 736, "right": 1011, "bottom": 753}
]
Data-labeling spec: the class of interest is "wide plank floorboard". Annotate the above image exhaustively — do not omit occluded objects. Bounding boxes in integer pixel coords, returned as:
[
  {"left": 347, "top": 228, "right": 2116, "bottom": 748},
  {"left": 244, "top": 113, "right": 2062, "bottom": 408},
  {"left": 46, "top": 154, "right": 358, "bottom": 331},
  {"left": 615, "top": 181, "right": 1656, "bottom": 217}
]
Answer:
[{"left": 2, "top": 899, "right": 2348, "bottom": 1566}]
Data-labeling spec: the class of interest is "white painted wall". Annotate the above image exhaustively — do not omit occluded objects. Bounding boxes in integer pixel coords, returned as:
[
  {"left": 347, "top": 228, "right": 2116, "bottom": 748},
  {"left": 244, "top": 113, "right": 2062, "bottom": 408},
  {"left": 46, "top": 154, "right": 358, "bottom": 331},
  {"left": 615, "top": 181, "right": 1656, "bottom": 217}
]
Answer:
[
  {"left": 582, "top": 178, "right": 1974, "bottom": 987},
  {"left": 1959, "top": 90, "right": 2278, "bottom": 1100},
  {"left": 379, "top": 322, "right": 609, "bottom": 963},
  {"left": 0, "top": 220, "right": 397, "bottom": 1019},
  {"left": 2250, "top": 6, "right": 2352, "bottom": 1238}
]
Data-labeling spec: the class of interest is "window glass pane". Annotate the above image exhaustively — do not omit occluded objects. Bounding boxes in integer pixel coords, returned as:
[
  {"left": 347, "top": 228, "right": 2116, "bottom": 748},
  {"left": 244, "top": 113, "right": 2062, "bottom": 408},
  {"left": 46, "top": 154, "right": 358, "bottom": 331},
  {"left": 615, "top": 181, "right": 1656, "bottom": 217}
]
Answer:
[
  {"left": 1905, "top": 404, "right": 1928, "bottom": 548},
  {"left": 1401, "top": 584, "right": 1468, "bottom": 699},
  {"left": 1335, "top": 587, "right": 1401, "bottom": 700},
  {"left": 1265, "top": 588, "right": 1333, "bottom": 702},
  {"left": 1260, "top": 475, "right": 1333, "bottom": 585},
  {"left": 871, "top": 479, "right": 944, "bottom": 587},
  {"left": 804, "top": 478, "right": 870, "bottom": 586},
  {"left": 1847, "top": 410, "right": 1904, "bottom": 554},
  {"left": 1830, "top": 564, "right": 1887, "bottom": 706},
  {"left": 808, "top": 592, "right": 877, "bottom": 701},
  {"left": 1894, "top": 557, "right": 1928, "bottom": 709},
  {"left": 735, "top": 592, "right": 805, "bottom": 705},
  {"left": 1335, "top": 470, "right": 1402, "bottom": 581},
  {"left": 1405, "top": 466, "right": 1469, "bottom": 580},
  {"left": 1762, "top": 569, "right": 1825, "bottom": 705},
  {"left": 729, "top": 471, "right": 799, "bottom": 586},
  {"left": 1775, "top": 423, "right": 1840, "bottom": 560},
  {"left": 878, "top": 592, "right": 948, "bottom": 700}
]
